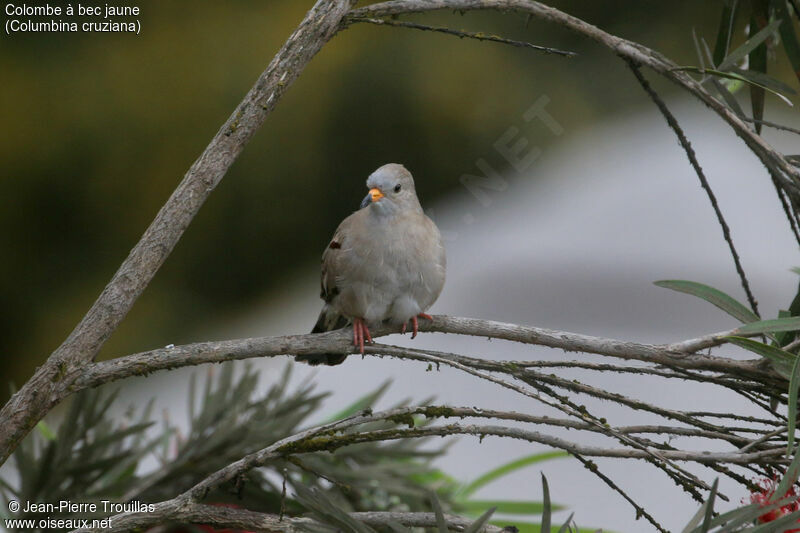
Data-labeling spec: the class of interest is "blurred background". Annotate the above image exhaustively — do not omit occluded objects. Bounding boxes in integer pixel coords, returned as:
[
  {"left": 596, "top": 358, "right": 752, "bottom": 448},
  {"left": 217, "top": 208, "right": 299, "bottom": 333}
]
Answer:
[
  {"left": 3, "top": 1, "right": 800, "bottom": 531},
  {"left": 1, "top": 1, "right": 750, "bottom": 388}
]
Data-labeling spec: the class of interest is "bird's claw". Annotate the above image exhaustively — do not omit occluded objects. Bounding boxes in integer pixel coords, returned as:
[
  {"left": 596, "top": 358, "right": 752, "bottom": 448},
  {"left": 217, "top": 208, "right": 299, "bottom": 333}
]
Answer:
[
  {"left": 402, "top": 313, "right": 433, "bottom": 339},
  {"left": 353, "top": 317, "right": 373, "bottom": 354}
]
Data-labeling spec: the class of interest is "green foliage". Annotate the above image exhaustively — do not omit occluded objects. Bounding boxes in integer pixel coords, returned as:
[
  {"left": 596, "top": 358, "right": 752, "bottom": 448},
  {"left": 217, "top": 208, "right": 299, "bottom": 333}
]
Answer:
[
  {"left": 0, "top": 388, "right": 161, "bottom": 523},
  {"left": 0, "top": 364, "right": 605, "bottom": 532},
  {"left": 686, "top": 1, "right": 800, "bottom": 123},
  {"left": 295, "top": 475, "right": 598, "bottom": 533},
  {"left": 0, "top": 364, "right": 454, "bottom": 528},
  {"left": 680, "top": 447, "right": 800, "bottom": 532},
  {"left": 654, "top": 280, "right": 759, "bottom": 324}
]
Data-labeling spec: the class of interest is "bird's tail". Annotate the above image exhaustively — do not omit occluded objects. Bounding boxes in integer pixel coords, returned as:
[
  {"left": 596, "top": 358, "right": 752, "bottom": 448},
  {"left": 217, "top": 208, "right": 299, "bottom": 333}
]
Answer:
[{"left": 295, "top": 304, "right": 350, "bottom": 366}]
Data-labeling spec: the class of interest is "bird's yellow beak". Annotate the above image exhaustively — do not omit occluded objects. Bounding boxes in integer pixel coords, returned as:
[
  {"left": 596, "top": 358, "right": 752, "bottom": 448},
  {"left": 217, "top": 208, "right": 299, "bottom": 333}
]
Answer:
[{"left": 369, "top": 188, "right": 384, "bottom": 202}]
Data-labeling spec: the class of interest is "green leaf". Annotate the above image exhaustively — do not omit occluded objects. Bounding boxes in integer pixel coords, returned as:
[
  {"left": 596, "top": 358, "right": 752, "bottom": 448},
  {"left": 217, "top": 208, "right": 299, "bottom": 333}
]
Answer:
[
  {"left": 789, "top": 356, "right": 800, "bottom": 455},
  {"left": 323, "top": 381, "right": 391, "bottom": 423},
  {"left": 463, "top": 506, "right": 496, "bottom": 533},
  {"left": 775, "top": 443, "right": 800, "bottom": 499},
  {"left": 713, "top": 0, "right": 739, "bottom": 66},
  {"left": 725, "top": 336, "right": 795, "bottom": 377},
  {"left": 776, "top": 309, "right": 795, "bottom": 347},
  {"left": 654, "top": 280, "right": 759, "bottom": 323},
  {"left": 431, "top": 492, "right": 449, "bottom": 532},
  {"left": 36, "top": 421, "right": 56, "bottom": 441},
  {"left": 459, "top": 451, "right": 567, "bottom": 498},
  {"left": 729, "top": 66, "right": 797, "bottom": 96},
  {"left": 682, "top": 502, "right": 706, "bottom": 533},
  {"left": 748, "top": 2, "right": 770, "bottom": 133},
  {"left": 737, "top": 317, "right": 800, "bottom": 334},
  {"left": 710, "top": 77, "right": 748, "bottom": 115},
  {"left": 705, "top": 502, "right": 768, "bottom": 530},
  {"left": 541, "top": 474, "right": 551, "bottom": 533},
  {"left": 459, "top": 500, "right": 555, "bottom": 516},
  {"left": 776, "top": 277, "right": 800, "bottom": 346},
  {"left": 674, "top": 67, "right": 795, "bottom": 104},
  {"left": 557, "top": 513, "right": 575, "bottom": 533},
  {"left": 717, "top": 17, "right": 782, "bottom": 70},
  {"left": 773, "top": 0, "right": 800, "bottom": 85},
  {"left": 683, "top": 481, "right": 720, "bottom": 533},
  {"left": 700, "top": 478, "right": 718, "bottom": 533}
]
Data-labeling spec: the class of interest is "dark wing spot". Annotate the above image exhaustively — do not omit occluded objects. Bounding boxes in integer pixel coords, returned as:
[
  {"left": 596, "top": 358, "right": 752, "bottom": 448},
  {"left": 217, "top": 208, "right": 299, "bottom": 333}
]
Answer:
[{"left": 329, "top": 241, "right": 341, "bottom": 249}]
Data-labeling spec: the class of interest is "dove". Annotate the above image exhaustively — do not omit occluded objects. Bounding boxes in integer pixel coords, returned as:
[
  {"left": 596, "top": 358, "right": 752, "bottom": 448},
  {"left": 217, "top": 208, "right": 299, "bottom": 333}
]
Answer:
[{"left": 297, "top": 163, "right": 446, "bottom": 366}]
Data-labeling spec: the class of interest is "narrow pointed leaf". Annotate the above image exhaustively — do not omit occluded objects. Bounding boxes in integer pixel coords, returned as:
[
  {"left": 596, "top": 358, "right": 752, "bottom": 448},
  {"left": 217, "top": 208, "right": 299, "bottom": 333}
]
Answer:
[
  {"left": 458, "top": 500, "right": 554, "bottom": 516},
  {"left": 713, "top": 0, "right": 739, "bottom": 65},
  {"left": 681, "top": 501, "right": 706, "bottom": 533},
  {"left": 700, "top": 478, "right": 718, "bottom": 532},
  {"left": 711, "top": 77, "right": 748, "bottom": 115},
  {"left": 775, "top": 444, "right": 800, "bottom": 498},
  {"left": 463, "top": 507, "right": 496, "bottom": 533},
  {"left": 675, "top": 67, "right": 795, "bottom": 104},
  {"left": 748, "top": 3, "right": 770, "bottom": 133},
  {"left": 460, "top": 451, "right": 567, "bottom": 497},
  {"left": 654, "top": 280, "right": 759, "bottom": 323},
  {"left": 790, "top": 356, "right": 800, "bottom": 455},
  {"left": 718, "top": 18, "right": 782, "bottom": 70},
  {"left": 729, "top": 67, "right": 797, "bottom": 96},
  {"left": 557, "top": 513, "right": 575, "bottom": 533},
  {"left": 773, "top": 0, "right": 800, "bottom": 84},
  {"left": 738, "top": 317, "right": 800, "bottom": 334},
  {"left": 725, "top": 336, "right": 795, "bottom": 377},
  {"left": 323, "top": 381, "right": 392, "bottom": 423},
  {"left": 693, "top": 28, "right": 708, "bottom": 71},
  {"left": 431, "top": 493, "right": 448, "bottom": 532},
  {"left": 541, "top": 473, "right": 551, "bottom": 533}
]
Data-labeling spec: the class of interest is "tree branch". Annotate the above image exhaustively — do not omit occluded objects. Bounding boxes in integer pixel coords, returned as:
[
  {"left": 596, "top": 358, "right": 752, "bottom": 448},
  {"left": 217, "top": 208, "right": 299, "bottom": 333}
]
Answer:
[
  {"left": 81, "top": 406, "right": 785, "bottom": 532},
  {"left": 76, "top": 315, "right": 769, "bottom": 393},
  {"left": 350, "top": 16, "right": 577, "bottom": 56},
  {"left": 82, "top": 502, "right": 512, "bottom": 533}
]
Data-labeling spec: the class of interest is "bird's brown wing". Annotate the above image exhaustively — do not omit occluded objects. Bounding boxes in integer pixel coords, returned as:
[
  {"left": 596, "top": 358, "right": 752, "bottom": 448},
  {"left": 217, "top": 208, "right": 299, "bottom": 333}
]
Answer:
[{"left": 295, "top": 215, "right": 358, "bottom": 366}]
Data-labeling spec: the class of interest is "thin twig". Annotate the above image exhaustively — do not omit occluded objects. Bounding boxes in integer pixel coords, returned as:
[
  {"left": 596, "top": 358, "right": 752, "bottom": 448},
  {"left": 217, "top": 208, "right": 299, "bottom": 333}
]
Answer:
[
  {"left": 81, "top": 417, "right": 785, "bottom": 532},
  {"left": 350, "top": 16, "right": 577, "bottom": 56},
  {"left": 742, "top": 116, "right": 800, "bottom": 136},
  {"left": 627, "top": 60, "right": 761, "bottom": 318},
  {"left": 573, "top": 453, "right": 668, "bottom": 533}
]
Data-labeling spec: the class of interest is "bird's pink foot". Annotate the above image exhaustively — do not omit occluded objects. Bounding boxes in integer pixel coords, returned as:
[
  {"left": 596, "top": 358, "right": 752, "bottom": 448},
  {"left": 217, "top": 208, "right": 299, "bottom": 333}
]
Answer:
[
  {"left": 352, "top": 317, "right": 372, "bottom": 354},
  {"left": 402, "top": 313, "right": 433, "bottom": 339}
]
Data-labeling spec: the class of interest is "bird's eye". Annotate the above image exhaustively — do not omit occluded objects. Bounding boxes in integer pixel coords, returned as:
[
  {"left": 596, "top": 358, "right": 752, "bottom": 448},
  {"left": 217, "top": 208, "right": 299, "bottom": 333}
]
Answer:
[{"left": 394, "top": 184, "right": 401, "bottom": 193}]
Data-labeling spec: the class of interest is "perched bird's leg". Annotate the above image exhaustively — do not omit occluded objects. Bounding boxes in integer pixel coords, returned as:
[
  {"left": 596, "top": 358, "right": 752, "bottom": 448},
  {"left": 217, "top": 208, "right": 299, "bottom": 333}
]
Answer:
[
  {"left": 406, "top": 313, "right": 433, "bottom": 339},
  {"left": 352, "top": 317, "right": 372, "bottom": 354}
]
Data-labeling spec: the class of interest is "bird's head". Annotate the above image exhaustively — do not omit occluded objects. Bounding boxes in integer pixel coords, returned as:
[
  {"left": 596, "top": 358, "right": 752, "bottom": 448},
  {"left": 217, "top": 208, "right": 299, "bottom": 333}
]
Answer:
[{"left": 360, "top": 163, "right": 422, "bottom": 215}]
